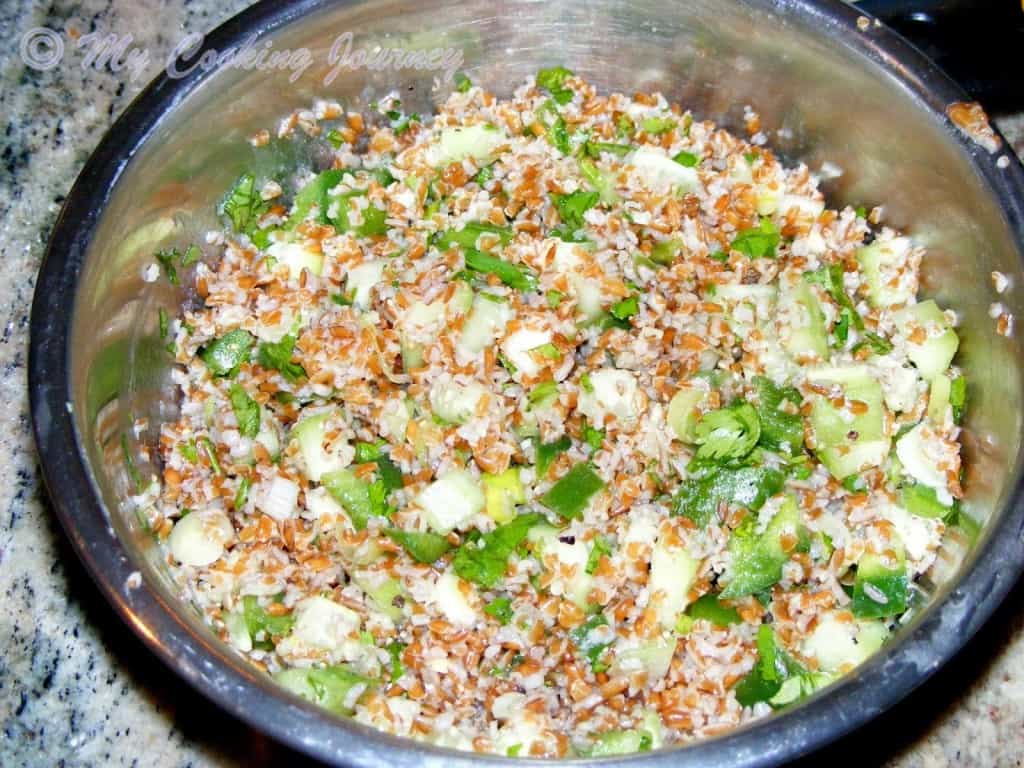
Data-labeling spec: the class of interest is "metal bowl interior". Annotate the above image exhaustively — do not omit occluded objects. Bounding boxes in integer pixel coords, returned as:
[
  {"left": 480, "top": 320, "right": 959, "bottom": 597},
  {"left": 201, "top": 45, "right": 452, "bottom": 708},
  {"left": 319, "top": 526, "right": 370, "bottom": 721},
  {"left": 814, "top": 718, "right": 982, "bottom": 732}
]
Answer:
[{"left": 29, "top": 0, "right": 1024, "bottom": 765}]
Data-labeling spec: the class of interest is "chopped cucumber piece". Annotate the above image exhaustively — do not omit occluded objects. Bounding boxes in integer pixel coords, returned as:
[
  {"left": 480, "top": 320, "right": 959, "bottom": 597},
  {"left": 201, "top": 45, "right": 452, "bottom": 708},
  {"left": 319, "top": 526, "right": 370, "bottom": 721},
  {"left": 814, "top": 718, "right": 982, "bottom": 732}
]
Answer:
[
  {"left": 169, "top": 510, "right": 233, "bottom": 567},
  {"left": 587, "top": 729, "right": 653, "bottom": 756},
  {"left": 345, "top": 260, "right": 386, "bottom": 309},
  {"left": 458, "top": 293, "right": 512, "bottom": 355},
  {"left": 482, "top": 467, "right": 526, "bottom": 523},
  {"left": 629, "top": 146, "right": 698, "bottom": 194},
  {"left": 291, "top": 411, "right": 349, "bottom": 482},
  {"left": 802, "top": 611, "right": 888, "bottom": 672},
  {"left": 900, "top": 483, "right": 954, "bottom": 519},
  {"left": 894, "top": 300, "right": 959, "bottom": 379},
  {"left": 927, "top": 374, "right": 952, "bottom": 424},
  {"left": 417, "top": 469, "right": 485, "bottom": 534},
  {"left": 856, "top": 236, "right": 914, "bottom": 308},
  {"left": 354, "top": 573, "right": 406, "bottom": 622},
  {"left": 274, "top": 664, "right": 372, "bottom": 716},
  {"left": 721, "top": 496, "right": 807, "bottom": 599},
  {"left": 426, "top": 124, "right": 507, "bottom": 166},
  {"left": 577, "top": 368, "right": 642, "bottom": 425},
  {"left": 649, "top": 539, "right": 700, "bottom": 629},
  {"left": 807, "top": 366, "right": 890, "bottom": 479},
  {"left": 267, "top": 241, "right": 324, "bottom": 279},
  {"left": 780, "top": 278, "right": 828, "bottom": 360},
  {"left": 429, "top": 379, "right": 488, "bottom": 424},
  {"left": 667, "top": 384, "right": 709, "bottom": 442},
  {"left": 895, "top": 422, "right": 954, "bottom": 506}
]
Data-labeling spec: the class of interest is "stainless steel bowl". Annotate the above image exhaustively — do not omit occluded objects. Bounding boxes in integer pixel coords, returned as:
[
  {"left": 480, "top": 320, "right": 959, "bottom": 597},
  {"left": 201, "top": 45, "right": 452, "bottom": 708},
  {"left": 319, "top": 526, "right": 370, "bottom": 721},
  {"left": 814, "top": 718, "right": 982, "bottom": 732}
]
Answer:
[{"left": 29, "top": 0, "right": 1024, "bottom": 765}]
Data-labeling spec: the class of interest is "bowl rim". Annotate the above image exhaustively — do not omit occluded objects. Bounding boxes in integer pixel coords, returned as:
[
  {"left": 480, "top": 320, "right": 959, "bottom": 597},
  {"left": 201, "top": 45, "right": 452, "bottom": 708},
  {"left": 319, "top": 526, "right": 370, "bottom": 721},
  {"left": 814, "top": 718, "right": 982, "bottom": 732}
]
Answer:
[{"left": 28, "top": 0, "right": 1024, "bottom": 765}]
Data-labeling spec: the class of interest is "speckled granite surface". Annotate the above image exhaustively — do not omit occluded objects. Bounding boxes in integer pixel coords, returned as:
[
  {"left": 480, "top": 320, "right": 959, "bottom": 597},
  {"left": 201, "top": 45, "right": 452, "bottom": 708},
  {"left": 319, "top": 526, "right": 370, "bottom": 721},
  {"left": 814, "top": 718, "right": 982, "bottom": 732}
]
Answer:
[{"left": 1, "top": 3, "right": 1023, "bottom": 766}]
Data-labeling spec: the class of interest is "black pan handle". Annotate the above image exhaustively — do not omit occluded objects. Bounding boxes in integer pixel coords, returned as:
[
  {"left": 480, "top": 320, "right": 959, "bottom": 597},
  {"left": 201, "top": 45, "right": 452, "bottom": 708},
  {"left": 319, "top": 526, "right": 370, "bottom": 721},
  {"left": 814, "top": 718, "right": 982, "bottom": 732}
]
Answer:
[{"left": 857, "top": 0, "right": 1024, "bottom": 113}]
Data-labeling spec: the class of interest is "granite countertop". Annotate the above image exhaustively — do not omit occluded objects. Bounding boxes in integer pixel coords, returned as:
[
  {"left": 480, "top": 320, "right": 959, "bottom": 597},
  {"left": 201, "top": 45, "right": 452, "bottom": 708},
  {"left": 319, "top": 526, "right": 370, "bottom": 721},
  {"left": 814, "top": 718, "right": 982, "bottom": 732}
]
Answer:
[{"left": 1, "top": 2, "right": 1023, "bottom": 766}]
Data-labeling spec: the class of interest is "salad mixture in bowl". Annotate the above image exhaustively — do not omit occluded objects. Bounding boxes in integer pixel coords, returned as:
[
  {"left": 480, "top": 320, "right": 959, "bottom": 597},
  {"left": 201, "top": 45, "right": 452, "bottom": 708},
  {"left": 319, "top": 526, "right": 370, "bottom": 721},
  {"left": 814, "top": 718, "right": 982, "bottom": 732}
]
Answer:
[{"left": 139, "top": 69, "right": 968, "bottom": 757}]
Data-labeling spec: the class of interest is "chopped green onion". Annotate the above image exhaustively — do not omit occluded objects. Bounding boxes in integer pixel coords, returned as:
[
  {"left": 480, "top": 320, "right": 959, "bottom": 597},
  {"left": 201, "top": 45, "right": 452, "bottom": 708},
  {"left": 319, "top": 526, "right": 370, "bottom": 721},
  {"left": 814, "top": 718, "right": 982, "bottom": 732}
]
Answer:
[
  {"left": 464, "top": 249, "right": 537, "bottom": 291},
  {"left": 200, "top": 437, "right": 223, "bottom": 476},
  {"left": 234, "top": 476, "right": 251, "bottom": 510},
  {"left": 536, "top": 435, "right": 571, "bottom": 477},
  {"left": 154, "top": 249, "right": 179, "bottom": 285},
  {"left": 585, "top": 535, "right": 613, "bottom": 574},
  {"left": 384, "top": 528, "right": 452, "bottom": 564},
  {"left": 540, "top": 463, "right": 605, "bottom": 520}
]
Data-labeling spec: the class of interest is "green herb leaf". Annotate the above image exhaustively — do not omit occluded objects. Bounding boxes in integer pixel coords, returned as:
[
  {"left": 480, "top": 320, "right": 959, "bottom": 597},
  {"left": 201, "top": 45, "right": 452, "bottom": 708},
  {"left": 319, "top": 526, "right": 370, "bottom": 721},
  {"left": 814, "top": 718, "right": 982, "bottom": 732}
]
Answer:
[
  {"left": 200, "top": 329, "right": 254, "bottom": 377},
  {"left": 672, "top": 150, "right": 700, "bottom": 167},
  {"left": 243, "top": 595, "right": 294, "bottom": 645},
  {"left": 484, "top": 597, "right": 514, "bottom": 625},
  {"left": 387, "top": 641, "right": 406, "bottom": 681},
  {"left": 453, "top": 513, "right": 542, "bottom": 587},
  {"left": 805, "top": 263, "right": 864, "bottom": 330},
  {"left": 553, "top": 189, "right": 600, "bottom": 231},
  {"left": 672, "top": 466, "right": 785, "bottom": 528},
  {"left": 730, "top": 219, "right": 780, "bottom": 259},
  {"left": 228, "top": 383, "right": 260, "bottom": 438},
  {"left": 158, "top": 308, "right": 169, "bottom": 340},
  {"left": 582, "top": 423, "right": 605, "bottom": 452},
  {"left": 323, "top": 470, "right": 391, "bottom": 530},
  {"left": 180, "top": 439, "right": 199, "bottom": 464},
  {"left": 326, "top": 129, "right": 345, "bottom": 148},
  {"left": 610, "top": 295, "right": 639, "bottom": 321},
  {"left": 834, "top": 309, "right": 852, "bottom": 345},
  {"left": 181, "top": 244, "right": 201, "bottom": 267},
  {"left": 536, "top": 66, "right": 575, "bottom": 105},
  {"left": 200, "top": 437, "right": 223, "bottom": 475},
  {"left": 390, "top": 112, "right": 420, "bottom": 136},
  {"left": 474, "top": 164, "right": 494, "bottom": 185},
  {"left": 853, "top": 331, "right": 894, "bottom": 356},
  {"left": 570, "top": 612, "right": 610, "bottom": 672},
  {"left": 454, "top": 73, "right": 472, "bottom": 93},
  {"left": 546, "top": 289, "right": 565, "bottom": 308},
  {"left": 694, "top": 402, "right": 762, "bottom": 462},
  {"left": 257, "top": 334, "right": 307, "bottom": 383},
  {"left": 540, "top": 463, "right": 605, "bottom": 520},
  {"left": 753, "top": 377, "right": 804, "bottom": 454},
  {"left": 222, "top": 173, "right": 270, "bottom": 234},
  {"left": 384, "top": 528, "right": 452, "bottom": 563},
  {"left": 585, "top": 141, "right": 635, "bottom": 158}
]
